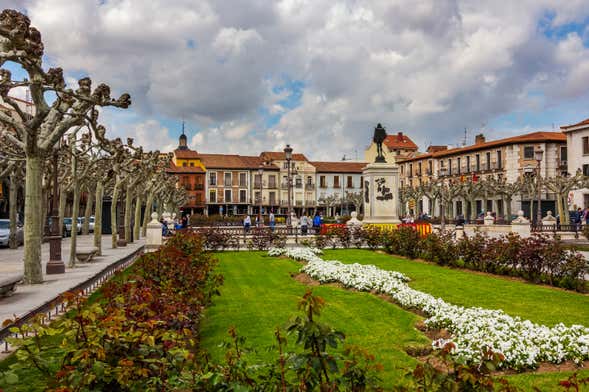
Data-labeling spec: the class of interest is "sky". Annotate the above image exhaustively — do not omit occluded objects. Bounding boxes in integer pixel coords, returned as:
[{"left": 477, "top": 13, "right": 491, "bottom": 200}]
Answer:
[{"left": 4, "top": 0, "right": 589, "bottom": 161}]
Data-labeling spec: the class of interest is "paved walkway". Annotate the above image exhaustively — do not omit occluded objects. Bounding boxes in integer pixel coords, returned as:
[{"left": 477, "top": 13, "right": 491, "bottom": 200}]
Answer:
[{"left": 0, "top": 235, "right": 144, "bottom": 325}]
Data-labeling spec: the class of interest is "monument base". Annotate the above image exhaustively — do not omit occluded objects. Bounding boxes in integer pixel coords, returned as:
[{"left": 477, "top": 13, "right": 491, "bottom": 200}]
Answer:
[
  {"left": 363, "top": 162, "right": 401, "bottom": 224},
  {"left": 362, "top": 217, "right": 401, "bottom": 225}
]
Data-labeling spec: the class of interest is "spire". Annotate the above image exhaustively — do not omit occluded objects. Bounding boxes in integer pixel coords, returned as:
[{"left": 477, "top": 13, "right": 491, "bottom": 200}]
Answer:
[{"left": 178, "top": 120, "right": 188, "bottom": 150}]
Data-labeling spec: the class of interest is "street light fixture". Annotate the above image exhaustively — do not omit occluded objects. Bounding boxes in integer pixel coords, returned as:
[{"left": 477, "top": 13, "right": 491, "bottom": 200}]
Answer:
[
  {"left": 258, "top": 165, "right": 264, "bottom": 227},
  {"left": 46, "top": 146, "right": 64, "bottom": 274},
  {"left": 284, "top": 144, "right": 293, "bottom": 228},
  {"left": 535, "top": 148, "right": 544, "bottom": 225}
]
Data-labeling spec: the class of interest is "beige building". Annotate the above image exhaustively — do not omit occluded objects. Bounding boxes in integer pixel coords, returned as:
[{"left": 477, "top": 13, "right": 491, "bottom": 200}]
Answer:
[
  {"left": 400, "top": 132, "right": 567, "bottom": 220},
  {"left": 561, "top": 117, "right": 589, "bottom": 209},
  {"left": 260, "top": 151, "right": 316, "bottom": 214}
]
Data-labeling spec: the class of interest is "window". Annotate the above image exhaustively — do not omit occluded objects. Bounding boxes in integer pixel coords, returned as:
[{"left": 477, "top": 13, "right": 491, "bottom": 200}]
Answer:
[
  {"left": 524, "top": 146, "right": 535, "bottom": 159},
  {"left": 418, "top": 162, "right": 422, "bottom": 175},
  {"left": 190, "top": 162, "right": 194, "bottom": 167},
  {"left": 448, "top": 159, "right": 452, "bottom": 175},
  {"left": 224, "top": 172, "right": 232, "bottom": 186},
  {"left": 240, "top": 189, "right": 247, "bottom": 203},
  {"left": 254, "top": 191, "right": 261, "bottom": 203},
  {"left": 466, "top": 156, "right": 471, "bottom": 172},
  {"left": 486, "top": 152, "right": 491, "bottom": 170},
  {"left": 428, "top": 160, "right": 433, "bottom": 175},
  {"left": 561, "top": 146, "right": 568, "bottom": 162},
  {"left": 283, "top": 162, "right": 289, "bottom": 169},
  {"left": 584, "top": 137, "right": 589, "bottom": 155},
  {"left": 347, "top": 176, "right": 353, "bottom": 188},
  {"left": 268, "top": 175, "right": 276, "bottom": 188},
  {"left": 224, "top": 189, "right": 232, "bottom": 203},
  {"left": 282, "top": 175, "right": 287, "bottom": 187},
  {"left": 497, "top": 150, "right": 502, "bottom": 169},
  {"left": 320, "top": 175, "right": 326, "bottom": 188},
  {"left": 476, "top": 154, "right": 480, "bottom": 171},
  {"left": 583, "top": 164, "right": 589, "bottom": 176},
  {"left": 457, "top": 157, "right": 461, "bottom": 174},
  {"left": 400, "top": 165, "right": 404, "bottom": 175},
  {"left": 239, "top": 172, "right": 247, "bottom": 187},
  {"left": 584, "top": 194, "right": 589, "bottom": 208},
  {"left": 254, "top": 174, "right": 262, "bottom": 188},
  {"left": 209, "top": 190, "right": 216, "bottom": 203},
  {"left": 269, "top": 192, "right": 276, "bottom": 205},
  {"left": 333, "top": 176, "right": 340, "bottom": 188},
  {"left": 182, "top": 162, "right": 187, "bottom": 167},
  {"left": 295, "top": 176, "right": 302, "bottom": 187},
  {"left": 306, "top": 176, "right": 312, "bottom": 184},
  {"left": 209, "top": 172, "right": 217, "bottom": 186}
]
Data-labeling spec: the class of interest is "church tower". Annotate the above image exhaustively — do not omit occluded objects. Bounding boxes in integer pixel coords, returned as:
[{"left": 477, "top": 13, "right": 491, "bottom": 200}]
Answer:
[{"left": 178, "top": 121, "right": 188, "bottom": 150}]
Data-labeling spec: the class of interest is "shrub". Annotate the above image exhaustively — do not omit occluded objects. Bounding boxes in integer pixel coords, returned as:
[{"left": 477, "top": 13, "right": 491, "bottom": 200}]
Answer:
[
  {"left": 359, "top": 225, "right": 385, "bottom": 250},
  {"left": 326, "top": 225, "right": 352, "bottom": 248},
  {"left": 419, "top": 230, "right": 458, "bottom": 266},
  {"left": 247, "top": 227, "right": 287, "bottom": 250}
]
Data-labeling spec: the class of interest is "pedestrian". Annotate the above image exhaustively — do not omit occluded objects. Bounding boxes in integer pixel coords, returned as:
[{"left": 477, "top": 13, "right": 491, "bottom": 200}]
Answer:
[
  {"left": 181, "top": 215, "right": 188, "bottom": 228},
  {"left": 269, "top": 211, "right": 275, "bottom": 232},
  {"left": 584, "top": 207, "right": 589, "bottom": 225},
  {"left": 244, "top": 214, "right": 251, "bottom": 233},
  {"left": 313, "top": 212, "right": 321, "bottom": 234},
  {"left": 300, "top": 213, "right": 308, "bottom": 235}
]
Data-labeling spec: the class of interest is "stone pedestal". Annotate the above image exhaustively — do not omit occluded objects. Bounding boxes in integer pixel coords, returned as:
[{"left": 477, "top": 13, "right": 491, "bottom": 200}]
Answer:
[
  {"left": 362, "top": 162, "right": 401, "bottom": 224},
  {"left": 455, "top": 225, "right": 465, "bottom": 240},
  {"left": 542, "top": 211, "right": 557, "bottom": 227},
  {"left": 145, "top": 212, "right": 163, "bottom": 253},
  {"left": 484, "top": 212, "right": 495, "bottom": 225},
  {"left": 511, "top": 210, "right": 531, "bottom": 237}
]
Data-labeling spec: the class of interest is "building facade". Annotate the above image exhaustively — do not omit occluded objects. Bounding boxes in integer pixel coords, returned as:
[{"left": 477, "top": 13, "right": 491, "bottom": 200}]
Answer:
[
  {"left": 312, "top": 161, "right": 366, "bottom": 216},
  {"left": 562, "top": 118, "right": 589, "bottom": 209},
  {"left": 364, "top": 131, "right": 418, "bottom": 163},
  {"left": 400, "top": 132, "right": 567, "bottom": 220}
]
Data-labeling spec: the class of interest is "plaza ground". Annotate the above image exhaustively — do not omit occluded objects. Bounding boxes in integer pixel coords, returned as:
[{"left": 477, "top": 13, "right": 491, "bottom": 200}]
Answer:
[{"left": 201, "top": 250, "right": 589, "bottom": 390}]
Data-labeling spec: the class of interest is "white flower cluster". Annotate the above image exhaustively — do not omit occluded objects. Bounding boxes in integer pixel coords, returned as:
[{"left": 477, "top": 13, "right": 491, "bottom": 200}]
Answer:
[
  {"left": 267, "top": 247, "right": 323, "bottom": 260},
  {"left": 269, "top": 248, "right": 589, "bottom": 369}
]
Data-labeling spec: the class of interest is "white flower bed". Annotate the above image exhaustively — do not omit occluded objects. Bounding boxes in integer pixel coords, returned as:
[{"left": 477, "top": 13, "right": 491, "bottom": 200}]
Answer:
[{"left": 269, "top": 247, "right": 589, "bottom": 369}]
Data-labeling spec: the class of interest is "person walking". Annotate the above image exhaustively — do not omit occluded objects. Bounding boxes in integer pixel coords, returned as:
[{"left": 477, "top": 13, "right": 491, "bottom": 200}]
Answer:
[
  {"left": 244, "top": 214, "right": 251, "bottom": 233},
  {"left": 269, "top": 211, "right": 275, "bottom": 232},
  {"left": 313, "top": 212, "right": 321, "bottom": 234},
  {"left": 300, "top": 213, "right": 309, "bottom": 235}
]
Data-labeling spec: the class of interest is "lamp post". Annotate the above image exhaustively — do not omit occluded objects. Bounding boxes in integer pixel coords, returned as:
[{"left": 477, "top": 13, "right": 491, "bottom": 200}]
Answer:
[
  {"left": 258, "top": 165, "right": 263, "bottom": 227},
  {"left": 535, "top": 148, "right": 544, "bottom": 225},
  {"left": 284, "top": 145, "right": 293, "bottom": 227},
  {"left": 46, "top": 147, "right": 64, "bottom": 274}
]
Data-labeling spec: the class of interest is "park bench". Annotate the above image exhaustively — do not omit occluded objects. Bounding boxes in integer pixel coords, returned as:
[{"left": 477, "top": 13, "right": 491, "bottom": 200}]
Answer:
[
  {"left": 0, "top": 274, "right": 23, "bottom": 297},
  {"left": 76, "top": 247, "right": 99, "bottom": 263}
]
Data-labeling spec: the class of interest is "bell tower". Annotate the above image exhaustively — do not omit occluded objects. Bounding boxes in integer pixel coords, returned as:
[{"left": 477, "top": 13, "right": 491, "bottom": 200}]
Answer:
[{"left": 178, "top": 121, "right": 188, "bottom": 150}]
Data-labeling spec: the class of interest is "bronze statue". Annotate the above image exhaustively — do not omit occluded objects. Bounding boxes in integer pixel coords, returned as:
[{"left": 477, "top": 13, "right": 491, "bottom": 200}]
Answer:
[{"left": 373, "top": 123, "right": 387, "bottom": 163}]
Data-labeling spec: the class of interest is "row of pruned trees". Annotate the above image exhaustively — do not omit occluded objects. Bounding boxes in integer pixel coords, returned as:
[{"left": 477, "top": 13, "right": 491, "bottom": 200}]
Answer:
[
  {"left": 399, "top": 172, "right": 589, "bottom": 224},
  {"left": 0, "top": 9, "right": 185, "bottom": 284}
]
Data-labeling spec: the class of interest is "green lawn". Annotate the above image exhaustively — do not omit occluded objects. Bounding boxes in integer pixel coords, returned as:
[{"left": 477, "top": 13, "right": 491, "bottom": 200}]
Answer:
[
  {"left": 200, "top": 252, "right": 428, "bottom": 389},
  {"left": 322, "top": 249, "right": 589, "bottom": 327},
  {"left": 201, "top": 250, "right": 589, "bottom": 391}
]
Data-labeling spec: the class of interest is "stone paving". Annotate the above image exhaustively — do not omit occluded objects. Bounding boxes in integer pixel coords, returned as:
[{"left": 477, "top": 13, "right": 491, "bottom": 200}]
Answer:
[{"left": 0, "top": 235, "right": 144, "bottom": 325}]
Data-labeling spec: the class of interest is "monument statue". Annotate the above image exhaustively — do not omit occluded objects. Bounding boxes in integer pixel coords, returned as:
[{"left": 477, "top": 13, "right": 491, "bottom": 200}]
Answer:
[{"left": 373, "top": 123, "right": 387, "bottom": 163}]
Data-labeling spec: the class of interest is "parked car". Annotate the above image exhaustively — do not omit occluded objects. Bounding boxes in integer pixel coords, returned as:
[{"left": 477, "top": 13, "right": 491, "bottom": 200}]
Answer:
[
  {"left": 63, "top": 217, "right": 82, "bottom": 237},
  {"left": 89, "top": 216, "right": 95, "bottom": 233},
  {"left": 0, "top": 219, "right": 24, "bottom": 247}
]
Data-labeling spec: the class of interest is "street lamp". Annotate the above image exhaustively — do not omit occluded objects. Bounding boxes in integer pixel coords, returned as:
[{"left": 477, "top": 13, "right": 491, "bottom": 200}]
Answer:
[
  {"left": 258, "top": 165, "right": 263, "bottom": 227},
  {"left": 284, "top": 144, "right": 293, "bottom": 227},
  {"left": 535, "top": 148, "right": 544, "bottom": 225},
  {"left": 46, "top": 146, "right": 64, "bottom": 274}
]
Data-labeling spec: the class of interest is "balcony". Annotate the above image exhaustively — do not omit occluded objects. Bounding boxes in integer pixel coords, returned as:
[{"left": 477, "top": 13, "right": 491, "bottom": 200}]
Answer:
[
  {"left": 295, "top": 200, "right": 303, "bottom": 206},
  {"left": 281, "top": 182, "right": 289, "bottom": 189},
  {"left": 305, "top": 200, "right": 316, "bottom": 206},
  {"left": 295, "top": 183, "right": 303, "bottom": 189},
  {"left": 267, "top": 182, "right": 277, "bottom": 189},
  {"left": 194, "top": 184, "right": 204, "bottom": 190},
  {"left": 305, "top": 183, "right": 315, "bottom": 190}
]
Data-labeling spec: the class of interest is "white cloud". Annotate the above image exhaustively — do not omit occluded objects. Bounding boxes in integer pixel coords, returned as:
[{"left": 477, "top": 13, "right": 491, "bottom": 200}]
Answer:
[{"left": 7, "top": 0, "right": 589, "bottom": 160}]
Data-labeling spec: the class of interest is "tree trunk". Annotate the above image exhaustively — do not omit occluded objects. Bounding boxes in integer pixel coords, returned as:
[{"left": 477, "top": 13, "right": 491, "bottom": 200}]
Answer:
[
  {"left": 82, "top": 186, "right": 93, "bottom": 235},
  {"left": 8, "top": 174, "right": 18, "bottom": 249},
  {"left": 94, "top": 181, "right": 103, "bottom": 256},
  {"left": 134, "top": 194, "right": 142, "bottom": 241},
  {"left": 555, "top": 191, "right": 564, "bottom": 226},
  {"left": 58, "top": 184, "right": 67, "bottom": 238},
  {"left": 69, "top": 155, "right": 80, "bottom": 268},
  {"left": 111, "top": 180, "right": 120, "bottom": 248},
  {"left": 562, "top": 195, "right": 570, "bottom": 224},
  {"left": 23, "top": 155, "right": 44, "bottom": 284},
  {"left": 124, "top": 187, "right": 133, "bottom": 243},
  {"left": 529, "top": 198, "right": 534, "bottom": 222},
  {"left": 504, "top": 197, "right": 512, "bottom": 224},
  {"left": 469, "top": 197, "right": 476, "bottom": 222},
  {"left": 142, "top": 192, "right": 154, "bottom": 237}
]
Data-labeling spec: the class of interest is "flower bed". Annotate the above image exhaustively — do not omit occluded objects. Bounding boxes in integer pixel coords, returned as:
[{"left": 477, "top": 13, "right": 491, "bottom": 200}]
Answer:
[{"left": 270, "top": 247, "right": 589, "bottom": 370}]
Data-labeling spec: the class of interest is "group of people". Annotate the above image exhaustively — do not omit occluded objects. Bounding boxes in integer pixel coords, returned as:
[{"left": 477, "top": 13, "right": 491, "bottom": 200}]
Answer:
[
  {"left": 243, "top": 212, "right": 323, "bottom": 234},
  {"left": 160, "top": 214, "right": 189, "bottom": 236}
]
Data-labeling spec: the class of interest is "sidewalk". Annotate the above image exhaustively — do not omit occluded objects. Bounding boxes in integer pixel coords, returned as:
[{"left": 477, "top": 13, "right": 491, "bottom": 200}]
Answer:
[{"left": 0, "top": 235, "right": 144, "bottom": 325}]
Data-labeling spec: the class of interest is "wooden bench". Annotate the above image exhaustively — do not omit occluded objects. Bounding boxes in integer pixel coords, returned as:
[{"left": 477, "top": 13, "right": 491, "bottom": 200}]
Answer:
[
  {"left": 0, "top": 274, "right": 23, "bottom": 297},
  {"left": 76, "top": 247, "right": 99, "bottom": 263}
]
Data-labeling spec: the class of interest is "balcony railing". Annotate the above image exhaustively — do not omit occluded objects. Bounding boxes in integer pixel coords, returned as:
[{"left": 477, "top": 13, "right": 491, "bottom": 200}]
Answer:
[{"left": 305, "top": 183, "right": 315, "bottom": 190}]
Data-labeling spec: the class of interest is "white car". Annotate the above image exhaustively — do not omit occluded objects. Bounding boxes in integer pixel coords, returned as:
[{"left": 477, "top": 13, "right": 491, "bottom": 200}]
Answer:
[
  {"left": 63, "top": 217, "right": 82, "bottom": 237},
  {"left": 0, "top": 219, "right": 24, "bottom": 247}
]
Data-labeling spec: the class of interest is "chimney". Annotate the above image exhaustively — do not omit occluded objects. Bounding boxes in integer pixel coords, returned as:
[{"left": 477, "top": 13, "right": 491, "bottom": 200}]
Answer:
[
  {"left": 397, "top": 132, "right": 403, "bottom": 142},
  {"left": 427, "top": 145, "right": 448, "bottom": 153},
  {"left": 475, "top": 133, "right": 485, "bottom": 145}
]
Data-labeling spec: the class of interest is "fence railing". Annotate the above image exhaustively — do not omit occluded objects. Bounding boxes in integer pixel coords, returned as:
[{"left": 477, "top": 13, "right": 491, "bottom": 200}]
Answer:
[
  {"left": 0, "top": 246, "right": 144, "bottom": 354},
  {"left": 531, "top": 224, "right": 580, "bottom": 234}
]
